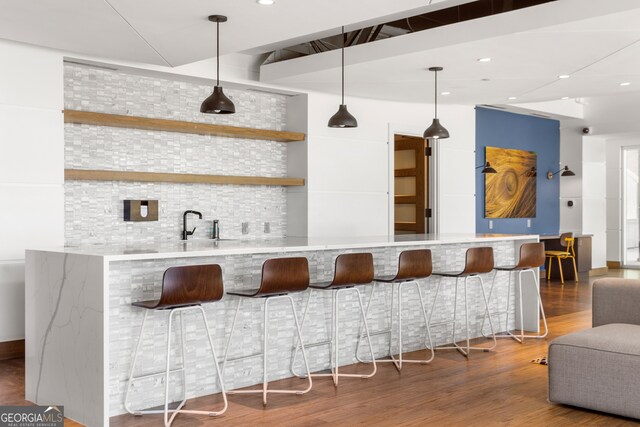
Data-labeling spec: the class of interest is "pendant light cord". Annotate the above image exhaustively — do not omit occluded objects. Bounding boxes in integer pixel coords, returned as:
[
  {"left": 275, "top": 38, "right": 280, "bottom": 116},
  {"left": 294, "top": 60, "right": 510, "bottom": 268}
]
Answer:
[
  {"left": 434, "top": 69, "right": 438, "bottom": 119},
  {"left": 216, "top": 21, "right": 220, "bottom": 87},
  {"left": 341, "top": 26, "right": 345, "bottom": 105}
]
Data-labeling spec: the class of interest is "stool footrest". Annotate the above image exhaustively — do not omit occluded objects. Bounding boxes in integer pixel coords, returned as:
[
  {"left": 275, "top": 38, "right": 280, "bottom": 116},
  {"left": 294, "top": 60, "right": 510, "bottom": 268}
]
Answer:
[
  {"left": 228, "top": 388, "right": 309, "bottom": 395},
  {"left": 222, "top": 352, "right": 263, "bottom": 363},
  {"left": 129, "top": 367, "right": 184, "bottom": 382},
  {"left": 311, "top": 372, "right": 373, "bottom": 379}
]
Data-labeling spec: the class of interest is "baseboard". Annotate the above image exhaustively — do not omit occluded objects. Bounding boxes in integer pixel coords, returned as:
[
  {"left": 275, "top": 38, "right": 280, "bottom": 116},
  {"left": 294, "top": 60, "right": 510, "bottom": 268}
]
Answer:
[
  {"left": 0, "top": 339, "right": 24, "bottom": 361},
  {"left": 607, "top": 261, "right": 622, "bottom": 269},
  {"left": 589, "top": 267, "right": 609, "bottom": 277}
]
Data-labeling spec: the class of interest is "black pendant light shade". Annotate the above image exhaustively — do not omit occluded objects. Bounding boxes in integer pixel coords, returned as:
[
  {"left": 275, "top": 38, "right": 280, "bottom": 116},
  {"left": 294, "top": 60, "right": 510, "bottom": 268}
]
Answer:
[
  {"left": 201, "top": 15, "right": 235, "bottom": 115},
  {"left": 200, "top": 86, "right": 235, "bottom": 114},
  {"left": 423, "top": 66, "right": 449, "bottom": 140},
  {"left": 328, "top": 26, "right": 357, "bottom": 128},
  {"left": 481, "top": 162, "right": 497, "bottom": 174},
  {"left": 328, "top": 105, "right": 358, "bottom": 128},
  {"left": 547, "top": 165, "right": 575, "bottom": 179},
  {"left": 423, "top": 118, "right": 450, "bottom": 140},
  {"left": 476, "top": 161, "right": 497, "bottom": 174}
]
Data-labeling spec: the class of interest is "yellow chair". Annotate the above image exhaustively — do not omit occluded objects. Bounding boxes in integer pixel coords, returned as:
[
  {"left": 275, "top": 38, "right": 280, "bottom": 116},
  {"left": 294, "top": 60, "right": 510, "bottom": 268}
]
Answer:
[{"left": 545, "top": 232, "right": 578, "bottom": 284}]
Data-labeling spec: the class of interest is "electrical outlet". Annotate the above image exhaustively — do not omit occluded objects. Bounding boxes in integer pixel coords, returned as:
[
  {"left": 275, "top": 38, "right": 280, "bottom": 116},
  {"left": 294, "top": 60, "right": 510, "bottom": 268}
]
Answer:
[
  {"left": 489, "top": 220, "right": 493, "bottom": 230},
  {"left": 527, "top": 219, "right": 531, "bottom": 228},
  {"left": 242, "top": 368, "right": 252, "bottom": 377},
  {"left": 242, "top": 222, "right": 249, "bottom": 234},
  {"left": 264, "top": 222, "right": 270, "bottom": 233}
]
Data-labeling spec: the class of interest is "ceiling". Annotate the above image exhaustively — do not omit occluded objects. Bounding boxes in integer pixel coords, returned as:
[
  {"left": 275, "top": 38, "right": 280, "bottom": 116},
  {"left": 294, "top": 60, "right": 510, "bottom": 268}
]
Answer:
[
  {"left": 260, "top": 0, "right": 640, "bottom": 105},
  {"left": 0, "top": 0, "right": 465, "bottom": 67},
  {"left": 2, "top": 0, "right": 640, "bottom": 106}
]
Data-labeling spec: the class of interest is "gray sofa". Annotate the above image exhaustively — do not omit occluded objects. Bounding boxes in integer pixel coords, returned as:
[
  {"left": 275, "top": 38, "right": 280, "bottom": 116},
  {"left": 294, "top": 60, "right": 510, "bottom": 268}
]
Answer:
[{"left": 549, "top": 278, "right": 640, "bottom": 419}]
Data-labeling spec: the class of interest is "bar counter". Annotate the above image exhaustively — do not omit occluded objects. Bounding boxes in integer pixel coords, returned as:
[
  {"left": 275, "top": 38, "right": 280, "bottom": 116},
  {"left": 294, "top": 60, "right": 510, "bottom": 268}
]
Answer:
[{"left": 25, "top": 233, "right": 538, "bottom": 426}]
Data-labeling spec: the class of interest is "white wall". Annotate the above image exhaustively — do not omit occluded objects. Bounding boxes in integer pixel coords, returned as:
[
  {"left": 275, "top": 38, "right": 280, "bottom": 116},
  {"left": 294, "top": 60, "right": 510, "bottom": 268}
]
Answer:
[
  {"left": 582, "top": 137, "right": 607, "bottom": 268},
  {"left": 301, "top": 92, "right": 476, "bottom": 237},
  {"left": 604, "top": 136, "right": 640, "bottom": 264},
  {"left": 0, "top": 39, "right": 64, "bottom": 341},
  {"left": 559, "top": 120, "right": 585, "bottom": 234},
  {"left": 584, "top": 93, "right": 640, "bottom": 265}
]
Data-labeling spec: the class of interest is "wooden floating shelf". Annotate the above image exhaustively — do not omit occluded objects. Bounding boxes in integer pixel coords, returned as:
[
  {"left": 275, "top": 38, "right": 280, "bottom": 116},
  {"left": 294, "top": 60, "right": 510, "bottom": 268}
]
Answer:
[
  {"left": 65, "top": 169, "right": 305, "bottom": 187},
  {"left": 63, "top": 110, "right": 306, "bottom": 143}
]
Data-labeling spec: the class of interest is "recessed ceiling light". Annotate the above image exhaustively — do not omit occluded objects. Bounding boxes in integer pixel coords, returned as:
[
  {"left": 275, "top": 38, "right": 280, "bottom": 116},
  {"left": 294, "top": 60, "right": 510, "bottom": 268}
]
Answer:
[
  {"left": 620, "top": 82, "right": 631, "bottom": 86},
  {"left": 481, "top": 78, "right": 491, "bottom": 82},
  {"left": 508, "top": 97, "right": 517, "bottom": 100},
  {"left": 478, "top": 57, "right": 492, "bottom": 62},
  {"left": 441, "top": 91, "right": 451, "bottom": 95},
  {"left": 561, "top": 96, "right": 569, "bottom": 100},
  {"left": 256, "top": 0, "right": 275, "bottom": 4},
  {"left": 558, "top": 74, "right": 571, "bottom": 79}
]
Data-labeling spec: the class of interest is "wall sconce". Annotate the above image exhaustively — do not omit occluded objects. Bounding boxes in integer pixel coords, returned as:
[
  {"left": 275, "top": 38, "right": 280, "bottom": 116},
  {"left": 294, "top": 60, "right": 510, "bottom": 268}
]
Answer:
[
  {"left": 547, "top": 165, "right": 575, "bottom": 180},
  {"left": 476, "top": 161, "right": 497, "bottom": 174},
  {"left": 523, "top": 166, "right": 537, "bottom": 178}
]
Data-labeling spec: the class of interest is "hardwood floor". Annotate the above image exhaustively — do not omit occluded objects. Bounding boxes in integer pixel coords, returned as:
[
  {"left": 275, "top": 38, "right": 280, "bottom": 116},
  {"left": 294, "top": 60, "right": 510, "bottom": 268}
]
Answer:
[{"left": 3, "top": 270, "right": 640, "bottom": 426}]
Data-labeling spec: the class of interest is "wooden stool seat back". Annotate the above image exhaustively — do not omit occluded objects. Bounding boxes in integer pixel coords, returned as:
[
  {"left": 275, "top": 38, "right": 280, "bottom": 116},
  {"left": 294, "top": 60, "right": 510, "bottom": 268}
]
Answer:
[
  {"left": 330, "top": 253, "right": 374, "bottom": 287},
  {"left": 257, "top": 257, "right": 310, "bottom": 295},
  {"left": 156, "top": 264, "right": 224, "bottom": 309},
  {"left": 461, "top": 247, "right": 494, "bottom": 275},
  {"left": 516, "top": 243, "right": 546, "bottom": 269},
  {"left": 394, "top": 249, "right": 432, "bottom": 281}
]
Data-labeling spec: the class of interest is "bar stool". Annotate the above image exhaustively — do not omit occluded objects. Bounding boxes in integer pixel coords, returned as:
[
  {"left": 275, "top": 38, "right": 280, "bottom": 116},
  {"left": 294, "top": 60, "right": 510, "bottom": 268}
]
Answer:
[
  {"left": 124, "top": 264, "right": 227, "bottom": 426},
  {"left": 429, "top": 247, "right": 496, "bottom": 357},
  {"left": 221, "top": 257, "right": 312, "bottom": 405},
  {"left": 481, "top": 242, "right": 548, "bottom": 342},
  {"left": 292, "top": 252, "right": 377, "bottom": 386},
  {"left": 356, "top": 249, "right": 434, "bottom": 371}
]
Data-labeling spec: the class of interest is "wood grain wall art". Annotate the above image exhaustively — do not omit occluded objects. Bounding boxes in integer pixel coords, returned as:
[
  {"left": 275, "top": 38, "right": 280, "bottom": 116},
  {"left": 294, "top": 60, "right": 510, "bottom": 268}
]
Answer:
[{"left": 485, "top": 146, "right": 536, "bottom": 218}]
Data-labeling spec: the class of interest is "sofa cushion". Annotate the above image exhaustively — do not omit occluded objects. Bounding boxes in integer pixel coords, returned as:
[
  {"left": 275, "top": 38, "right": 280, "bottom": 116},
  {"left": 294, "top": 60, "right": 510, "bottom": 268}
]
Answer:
[
  {"left": 551, "top": 323, "right": 640, "bottom": 355},
  {"left": 549, "top": 323, "right": 640, "bottom": 420}
]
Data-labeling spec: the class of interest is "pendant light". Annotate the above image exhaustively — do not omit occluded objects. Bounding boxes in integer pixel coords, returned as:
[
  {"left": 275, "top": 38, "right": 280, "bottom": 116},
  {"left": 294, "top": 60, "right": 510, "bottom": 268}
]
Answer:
[
  {"left": 200, "top": 15, "right": 235, "bottom": 114},
  {"left": 328, "top": 26, "right": 357, "bottom": 128},
  {"left": 423, "top": 66, "right": 449, "bottom": 140}
]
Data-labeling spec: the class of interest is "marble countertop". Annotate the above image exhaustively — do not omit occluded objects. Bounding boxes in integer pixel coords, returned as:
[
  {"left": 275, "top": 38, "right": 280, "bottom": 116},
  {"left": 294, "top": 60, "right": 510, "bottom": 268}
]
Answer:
[{"left": 27, "top": 233, "right": 539, "bottom": 261}]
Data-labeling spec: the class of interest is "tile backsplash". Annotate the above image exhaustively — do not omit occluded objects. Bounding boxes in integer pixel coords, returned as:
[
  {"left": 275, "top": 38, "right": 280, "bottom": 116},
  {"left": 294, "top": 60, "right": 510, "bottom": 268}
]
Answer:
[{"left": 64, "top": 63, "right": 291, "bottom": 246}]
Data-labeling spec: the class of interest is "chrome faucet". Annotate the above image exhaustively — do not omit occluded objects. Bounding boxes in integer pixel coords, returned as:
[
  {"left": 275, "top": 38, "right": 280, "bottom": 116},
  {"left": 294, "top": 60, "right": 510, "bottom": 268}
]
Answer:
[{"left": 182, "top": 210, "right": 202, "bottom": 240}]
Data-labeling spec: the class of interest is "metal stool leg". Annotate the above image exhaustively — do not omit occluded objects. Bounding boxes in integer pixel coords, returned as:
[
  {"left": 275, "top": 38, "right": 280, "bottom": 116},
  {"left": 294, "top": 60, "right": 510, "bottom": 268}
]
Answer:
[
  {"left": 263, "top": 299, "right": 269, "bottom": 404},
  {"left": 355, "top": 284, "right": 378, "bottom": 363},
  {"left": 309, "top": 287, "right": 377, "bottom": 384},
  {"left": 126, "top": 307, "right": 225, "bottom": 424},
  {"left": 478, "top": 275, "right": 497, "bottom": 351},
  {"left": 358, "top": 280, "right": 434, "bottom": 369},
  {"left": 290, "top": 289, "right": 314, "bottom": 377},
  {"left": 221, "top": 298, "right": 242, "bottom": 382},
  {"left": 506, "top": 268, "right": 549, "bottom": 341},
  {"left": 433, "top": 275, "right": 497, "bottom": 356},
  {"left": 223, "top": 295, "right": 312, "bottom": 402},
  {"left": 414, "top": 281, "right": 435, "bottom": 364},
  {"left": 354, "top": 287, "right": 377, "bottom": 378},
  {"left": 124, "top": 310, "right": 149, "bottom": 415},
  {"left": 480, "top": 270, "right": 499, "bottom": 338}
]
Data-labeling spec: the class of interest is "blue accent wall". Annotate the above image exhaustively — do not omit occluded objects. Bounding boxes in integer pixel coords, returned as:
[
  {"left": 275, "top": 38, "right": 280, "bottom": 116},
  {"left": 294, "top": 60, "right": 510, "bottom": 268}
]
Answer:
[{"left": 476, "top": 107, "right": 560, "bottom": 234}]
